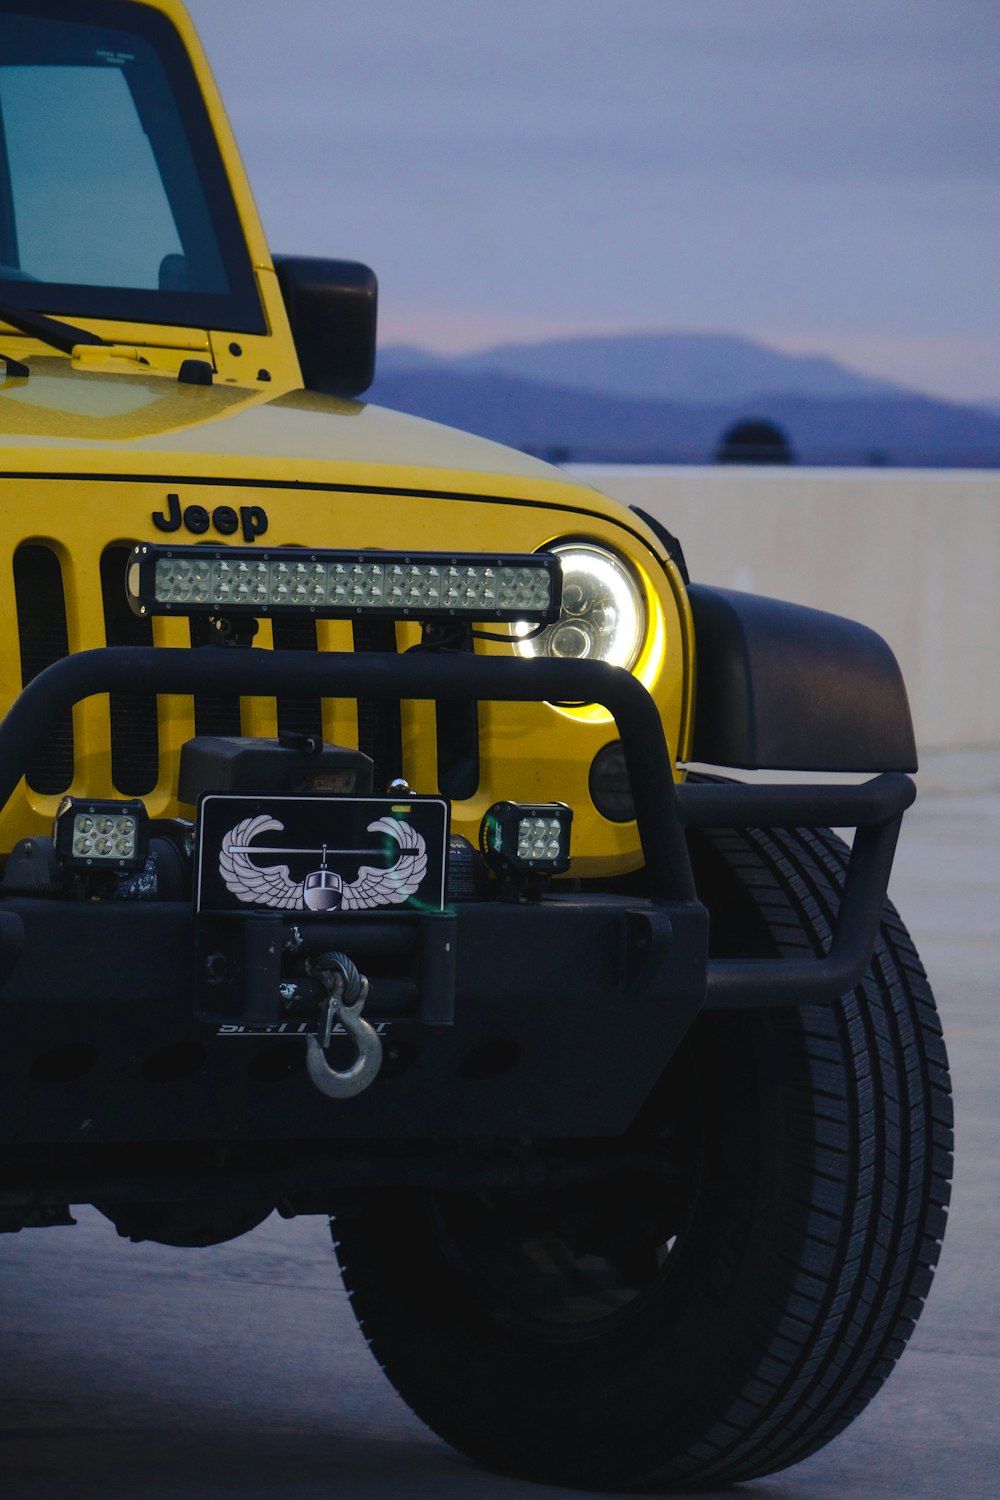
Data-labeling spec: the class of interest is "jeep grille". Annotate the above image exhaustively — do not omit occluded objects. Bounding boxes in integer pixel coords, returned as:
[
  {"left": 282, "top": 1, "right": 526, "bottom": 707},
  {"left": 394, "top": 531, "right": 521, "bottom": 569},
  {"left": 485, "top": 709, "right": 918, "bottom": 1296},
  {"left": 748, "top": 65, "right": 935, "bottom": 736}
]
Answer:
[{"left": 12, "top": 543, "right": 405, "bottom": 801}]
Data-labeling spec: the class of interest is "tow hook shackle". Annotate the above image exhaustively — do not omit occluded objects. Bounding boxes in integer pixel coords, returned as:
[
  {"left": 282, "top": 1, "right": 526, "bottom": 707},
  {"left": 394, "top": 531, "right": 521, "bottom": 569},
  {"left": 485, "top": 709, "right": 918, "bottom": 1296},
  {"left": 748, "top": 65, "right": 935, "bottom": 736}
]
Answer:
[{"left": 302, "top": 951, "right": 383, "bottom": 1099}]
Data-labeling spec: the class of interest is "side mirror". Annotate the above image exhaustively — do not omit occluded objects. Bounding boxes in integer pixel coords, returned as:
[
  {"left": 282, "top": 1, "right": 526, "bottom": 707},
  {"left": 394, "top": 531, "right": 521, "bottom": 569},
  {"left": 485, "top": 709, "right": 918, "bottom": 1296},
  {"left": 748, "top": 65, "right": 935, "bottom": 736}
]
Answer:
[{"left": 272, "top": 255, "right": 377, "bottom": 397}]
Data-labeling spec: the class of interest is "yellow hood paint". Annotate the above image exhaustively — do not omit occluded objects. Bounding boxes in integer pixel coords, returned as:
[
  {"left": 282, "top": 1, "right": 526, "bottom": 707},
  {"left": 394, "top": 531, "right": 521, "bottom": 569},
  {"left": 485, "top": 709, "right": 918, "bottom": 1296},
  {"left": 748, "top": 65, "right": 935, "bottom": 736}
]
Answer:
[{"left": 1, "top": 354, "right": 600, "bottom": 498}]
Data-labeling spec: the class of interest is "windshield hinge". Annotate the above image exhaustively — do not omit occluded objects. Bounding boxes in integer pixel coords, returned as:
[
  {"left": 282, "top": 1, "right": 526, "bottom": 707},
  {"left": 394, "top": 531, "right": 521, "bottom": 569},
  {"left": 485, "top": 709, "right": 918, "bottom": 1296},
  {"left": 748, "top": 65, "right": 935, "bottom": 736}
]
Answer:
[{"left": 71, "top": 343, "right": 151, "bottom": 369}]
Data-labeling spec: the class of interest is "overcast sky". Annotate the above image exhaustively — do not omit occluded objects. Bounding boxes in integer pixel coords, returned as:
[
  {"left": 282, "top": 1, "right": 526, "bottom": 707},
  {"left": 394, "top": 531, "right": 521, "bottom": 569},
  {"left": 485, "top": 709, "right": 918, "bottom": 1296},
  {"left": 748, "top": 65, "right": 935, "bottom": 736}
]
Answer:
[{"left": 186, "top": 0, "right": 999, "bottom": 403}]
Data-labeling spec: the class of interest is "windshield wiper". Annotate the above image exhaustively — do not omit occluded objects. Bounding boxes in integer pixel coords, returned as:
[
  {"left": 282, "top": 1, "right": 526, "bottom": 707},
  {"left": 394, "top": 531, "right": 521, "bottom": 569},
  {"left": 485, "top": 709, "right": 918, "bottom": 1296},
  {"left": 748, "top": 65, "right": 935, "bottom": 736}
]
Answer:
[
  {"left": 1, "top": 350, "right": 29, "bottom": 379},
  {"left": 0, "top": 302, "right": 105, "bottom": 356}
]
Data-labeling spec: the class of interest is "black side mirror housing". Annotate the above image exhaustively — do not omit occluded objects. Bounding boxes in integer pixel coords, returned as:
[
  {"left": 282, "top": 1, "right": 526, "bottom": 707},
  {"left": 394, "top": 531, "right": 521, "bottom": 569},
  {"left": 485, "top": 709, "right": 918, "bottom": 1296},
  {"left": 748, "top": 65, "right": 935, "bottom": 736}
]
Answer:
[{"left": 272, "top": 255, "right": 377, "bottom": 396}]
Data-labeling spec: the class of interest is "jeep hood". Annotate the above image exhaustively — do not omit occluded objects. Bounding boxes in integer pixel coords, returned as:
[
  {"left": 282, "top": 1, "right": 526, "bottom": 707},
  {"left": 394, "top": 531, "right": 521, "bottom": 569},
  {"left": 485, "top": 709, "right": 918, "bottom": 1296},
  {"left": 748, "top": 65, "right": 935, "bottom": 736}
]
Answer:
[{"left": 0, "top": 358, "right": 595, "bottom": 504}]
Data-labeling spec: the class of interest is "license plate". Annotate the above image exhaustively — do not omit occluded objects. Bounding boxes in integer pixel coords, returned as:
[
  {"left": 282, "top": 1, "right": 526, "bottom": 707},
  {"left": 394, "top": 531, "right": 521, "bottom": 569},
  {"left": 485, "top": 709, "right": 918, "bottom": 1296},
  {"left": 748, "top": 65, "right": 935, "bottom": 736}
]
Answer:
[{"left": 196, "top": 793, "right": 449, "bottom": 916}]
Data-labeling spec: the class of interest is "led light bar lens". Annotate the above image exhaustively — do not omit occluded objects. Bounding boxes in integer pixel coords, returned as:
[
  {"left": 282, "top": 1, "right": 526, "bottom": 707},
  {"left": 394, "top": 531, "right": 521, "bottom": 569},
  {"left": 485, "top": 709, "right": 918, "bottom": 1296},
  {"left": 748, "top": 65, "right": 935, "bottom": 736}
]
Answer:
[
  {"left": 515, "top": 815, "right": 566, "bottom": 864},
  {"left": 129, "top": 546, "right": 559, "bottom": 622},
  {"left": 72, "top": 812, "right": 137, "bottom": 859}
]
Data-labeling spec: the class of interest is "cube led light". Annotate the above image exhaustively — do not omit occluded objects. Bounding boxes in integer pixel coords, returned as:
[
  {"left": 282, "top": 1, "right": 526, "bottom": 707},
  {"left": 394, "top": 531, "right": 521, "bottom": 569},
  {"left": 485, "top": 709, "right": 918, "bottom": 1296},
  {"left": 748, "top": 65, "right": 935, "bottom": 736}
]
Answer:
[
  {"left": 54, "top": 798, "right": 149, "bottom": 870},
  {"left": 479, "top": 801, "right": 573, "bottom": 877}
]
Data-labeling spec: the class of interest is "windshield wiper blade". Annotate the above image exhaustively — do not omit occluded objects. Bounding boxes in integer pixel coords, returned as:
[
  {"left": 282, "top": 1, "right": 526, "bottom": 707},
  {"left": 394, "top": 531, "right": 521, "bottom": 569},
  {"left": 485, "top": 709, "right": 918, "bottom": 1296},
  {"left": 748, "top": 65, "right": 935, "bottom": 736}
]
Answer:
[
  {"left": 1, "top": 350, "right": 29, "bottom": 379},
  {"left": 0, "top": 302, "right": 105, "bottom": 356}
]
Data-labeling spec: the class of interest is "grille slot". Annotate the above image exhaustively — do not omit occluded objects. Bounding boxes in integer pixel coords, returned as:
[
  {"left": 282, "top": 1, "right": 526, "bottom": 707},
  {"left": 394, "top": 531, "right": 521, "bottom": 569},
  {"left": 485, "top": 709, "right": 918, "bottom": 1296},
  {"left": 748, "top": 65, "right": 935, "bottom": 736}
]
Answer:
[
  {"left": 271, "top": 615, "right": 323, "bottom": 739},
  {"left": 353, "top": 619, "right": 402, "bottom": 790},
  {"left": 100, "top": 545, "right": 159, "bottom": 794},
  {"left": 13, "top": 544, "right": 74, "bottom": 794},
  {"left": 188, "top": 616, "right": 243, "bottom": 736}
]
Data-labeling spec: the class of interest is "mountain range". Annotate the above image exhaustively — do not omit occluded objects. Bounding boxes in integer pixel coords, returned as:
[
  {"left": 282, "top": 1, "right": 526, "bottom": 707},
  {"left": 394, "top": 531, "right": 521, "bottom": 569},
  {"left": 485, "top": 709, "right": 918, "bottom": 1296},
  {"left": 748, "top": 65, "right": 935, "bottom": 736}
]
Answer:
[{"left": 367, "top": 333, "right": 1000, "bottom": 467}]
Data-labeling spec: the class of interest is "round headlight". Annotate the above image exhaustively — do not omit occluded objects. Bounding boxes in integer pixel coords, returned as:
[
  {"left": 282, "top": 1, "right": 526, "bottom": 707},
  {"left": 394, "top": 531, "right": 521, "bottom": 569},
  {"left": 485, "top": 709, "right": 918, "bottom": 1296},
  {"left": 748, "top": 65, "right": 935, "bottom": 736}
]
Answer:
[{"left": 514, "top": 543, "right": 645, "bottom": 670}]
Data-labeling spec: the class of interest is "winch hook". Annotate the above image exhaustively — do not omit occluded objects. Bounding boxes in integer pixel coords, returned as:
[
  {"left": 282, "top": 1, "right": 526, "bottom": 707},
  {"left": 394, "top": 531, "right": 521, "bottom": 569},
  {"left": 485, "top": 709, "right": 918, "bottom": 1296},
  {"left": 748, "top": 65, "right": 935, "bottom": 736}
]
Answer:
[{"left": 303, "top": 951, "right": 383, "bottom": 1099}]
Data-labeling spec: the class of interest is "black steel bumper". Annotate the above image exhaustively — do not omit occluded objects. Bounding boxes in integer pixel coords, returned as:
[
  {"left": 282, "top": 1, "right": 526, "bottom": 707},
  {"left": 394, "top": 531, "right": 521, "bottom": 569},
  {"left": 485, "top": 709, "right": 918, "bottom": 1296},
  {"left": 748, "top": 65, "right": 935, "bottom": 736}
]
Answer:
[{"left": 0, "top": 648, "right": 914, "bottom": 1144}]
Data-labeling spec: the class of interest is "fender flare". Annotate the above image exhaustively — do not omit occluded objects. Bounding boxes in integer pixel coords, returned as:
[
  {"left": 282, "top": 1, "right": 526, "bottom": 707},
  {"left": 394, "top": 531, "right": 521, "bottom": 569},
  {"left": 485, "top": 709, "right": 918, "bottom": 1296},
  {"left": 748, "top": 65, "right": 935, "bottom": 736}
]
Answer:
[{"left": 687, "top": 584, "right": 917, "bottom": 772}]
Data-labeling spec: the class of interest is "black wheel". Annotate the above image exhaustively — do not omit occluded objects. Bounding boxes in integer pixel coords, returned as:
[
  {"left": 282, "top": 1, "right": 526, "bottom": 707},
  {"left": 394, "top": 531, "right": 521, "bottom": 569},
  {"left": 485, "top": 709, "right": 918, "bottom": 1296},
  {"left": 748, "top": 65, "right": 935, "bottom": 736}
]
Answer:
[{"left": 332, "top": 824, "right": 953, "bottom": 1491}]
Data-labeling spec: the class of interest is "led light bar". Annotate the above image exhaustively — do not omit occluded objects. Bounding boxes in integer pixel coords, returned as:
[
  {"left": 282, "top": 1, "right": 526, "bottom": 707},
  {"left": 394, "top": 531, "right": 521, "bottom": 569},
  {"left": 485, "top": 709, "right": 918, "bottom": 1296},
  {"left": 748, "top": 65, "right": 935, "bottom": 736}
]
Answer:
[
  {"left": 126, "top": 544, "right": 562, "bottom": 623},
  {"left": 53, "top": 797, "right": 149, "bottom": 871}
]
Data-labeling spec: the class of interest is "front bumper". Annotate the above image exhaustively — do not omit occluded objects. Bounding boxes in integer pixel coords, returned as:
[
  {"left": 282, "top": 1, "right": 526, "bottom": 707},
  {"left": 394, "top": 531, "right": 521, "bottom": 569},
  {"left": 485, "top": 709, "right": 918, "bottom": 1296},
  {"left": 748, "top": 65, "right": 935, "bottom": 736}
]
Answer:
[{"left": 0, "top": 648, "right": 914, "bottom": 1145}]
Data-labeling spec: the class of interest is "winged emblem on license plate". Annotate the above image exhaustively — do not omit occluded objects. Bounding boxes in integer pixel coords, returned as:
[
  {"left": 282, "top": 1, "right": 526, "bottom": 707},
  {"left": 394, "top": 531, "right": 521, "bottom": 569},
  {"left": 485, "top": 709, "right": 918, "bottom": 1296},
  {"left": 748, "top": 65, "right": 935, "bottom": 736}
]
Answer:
[{"left": 218, "top": 813, "right": 427, "bottom": 912}]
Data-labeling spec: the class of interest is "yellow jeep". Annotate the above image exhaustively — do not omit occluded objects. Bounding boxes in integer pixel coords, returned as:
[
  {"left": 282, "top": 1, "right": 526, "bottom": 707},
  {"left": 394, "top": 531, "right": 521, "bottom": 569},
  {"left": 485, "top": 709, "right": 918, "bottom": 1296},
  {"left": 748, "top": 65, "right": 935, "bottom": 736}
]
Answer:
[{"left": 0, "top": 1, "right": 952, "bottom": 1489}]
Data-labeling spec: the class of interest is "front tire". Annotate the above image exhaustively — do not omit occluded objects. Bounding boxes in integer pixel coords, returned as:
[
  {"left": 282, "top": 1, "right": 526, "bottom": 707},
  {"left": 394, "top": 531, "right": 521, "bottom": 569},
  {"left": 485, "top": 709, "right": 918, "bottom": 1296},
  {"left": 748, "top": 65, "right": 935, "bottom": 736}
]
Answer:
[{"left": 332, "top": 824, "right": 953, "bottom": 1490}]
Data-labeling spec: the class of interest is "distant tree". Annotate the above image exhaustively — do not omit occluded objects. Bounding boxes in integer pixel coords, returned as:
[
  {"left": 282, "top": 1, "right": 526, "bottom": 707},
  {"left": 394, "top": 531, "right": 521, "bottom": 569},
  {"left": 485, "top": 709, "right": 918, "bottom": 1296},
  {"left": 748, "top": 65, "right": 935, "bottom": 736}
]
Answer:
[
  {"left": 520, "top": 443, "right": 573, "bottom": 464},
  {"left": 715, "top": 419, "right": 794, "bottom": 465}
]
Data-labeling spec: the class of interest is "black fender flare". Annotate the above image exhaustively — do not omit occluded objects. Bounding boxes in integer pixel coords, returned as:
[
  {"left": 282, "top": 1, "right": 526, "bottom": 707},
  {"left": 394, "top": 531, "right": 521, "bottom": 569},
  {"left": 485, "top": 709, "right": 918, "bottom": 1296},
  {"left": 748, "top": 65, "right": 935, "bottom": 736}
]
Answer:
[{"left": 687, "top": 584, "right": 916, "bottom": 772}]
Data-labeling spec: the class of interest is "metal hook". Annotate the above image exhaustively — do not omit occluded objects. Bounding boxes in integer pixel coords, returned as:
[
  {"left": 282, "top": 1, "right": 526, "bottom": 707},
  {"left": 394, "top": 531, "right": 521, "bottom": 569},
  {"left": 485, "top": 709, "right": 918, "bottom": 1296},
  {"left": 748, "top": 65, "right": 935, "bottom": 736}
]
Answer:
[{"left": 304, "top": 962, "right": 383, "bottom": 1099}]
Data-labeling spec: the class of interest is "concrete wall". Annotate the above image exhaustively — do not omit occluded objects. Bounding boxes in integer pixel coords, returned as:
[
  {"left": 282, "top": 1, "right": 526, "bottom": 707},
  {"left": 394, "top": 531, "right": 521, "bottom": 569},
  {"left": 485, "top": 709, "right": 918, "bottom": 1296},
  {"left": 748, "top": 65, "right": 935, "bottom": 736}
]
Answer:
[{"left": 571, "top": 466, "right": 1000, "bottom": 754}]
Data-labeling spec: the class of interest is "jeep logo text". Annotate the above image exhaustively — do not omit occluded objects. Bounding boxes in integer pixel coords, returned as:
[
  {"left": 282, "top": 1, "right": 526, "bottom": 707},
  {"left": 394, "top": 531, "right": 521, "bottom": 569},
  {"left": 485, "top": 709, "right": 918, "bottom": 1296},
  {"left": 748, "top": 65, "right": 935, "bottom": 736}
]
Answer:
[{"left": 152, "top": 492, "right": 268, "bottom": 543}]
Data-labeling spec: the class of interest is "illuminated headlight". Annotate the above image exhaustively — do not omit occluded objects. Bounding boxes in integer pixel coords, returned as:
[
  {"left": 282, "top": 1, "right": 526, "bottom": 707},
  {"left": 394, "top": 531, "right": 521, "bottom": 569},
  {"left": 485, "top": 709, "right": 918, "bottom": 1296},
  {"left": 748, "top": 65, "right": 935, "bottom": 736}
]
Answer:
[
  {"left": 127, "top": 545, "right": 561, "bottom": 623},
  {"left": 53, "top": 798, "right": 149, "bottom": 870},
  {"left": 514, "top": 543, "right": 644, "bottom": 669},
  {"left": 479, "top": 801, "right": 573, "bottom": 876}
]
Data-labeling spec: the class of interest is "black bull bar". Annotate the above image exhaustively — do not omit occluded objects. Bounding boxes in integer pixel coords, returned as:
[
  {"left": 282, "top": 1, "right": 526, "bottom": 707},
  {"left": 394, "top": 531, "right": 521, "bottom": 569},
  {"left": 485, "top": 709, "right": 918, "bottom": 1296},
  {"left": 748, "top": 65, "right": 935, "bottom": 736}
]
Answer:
[{"left": 0, "top": 648, "right": 914, "bottom": 1141}]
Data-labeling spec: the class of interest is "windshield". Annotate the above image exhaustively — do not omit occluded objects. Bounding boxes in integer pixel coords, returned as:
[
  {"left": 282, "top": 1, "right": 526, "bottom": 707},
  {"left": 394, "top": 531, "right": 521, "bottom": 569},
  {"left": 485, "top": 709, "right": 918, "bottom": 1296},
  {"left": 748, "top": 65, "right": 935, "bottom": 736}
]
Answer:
[{"left": 0, "top": 0, "right": 264, "bottom": 333}]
